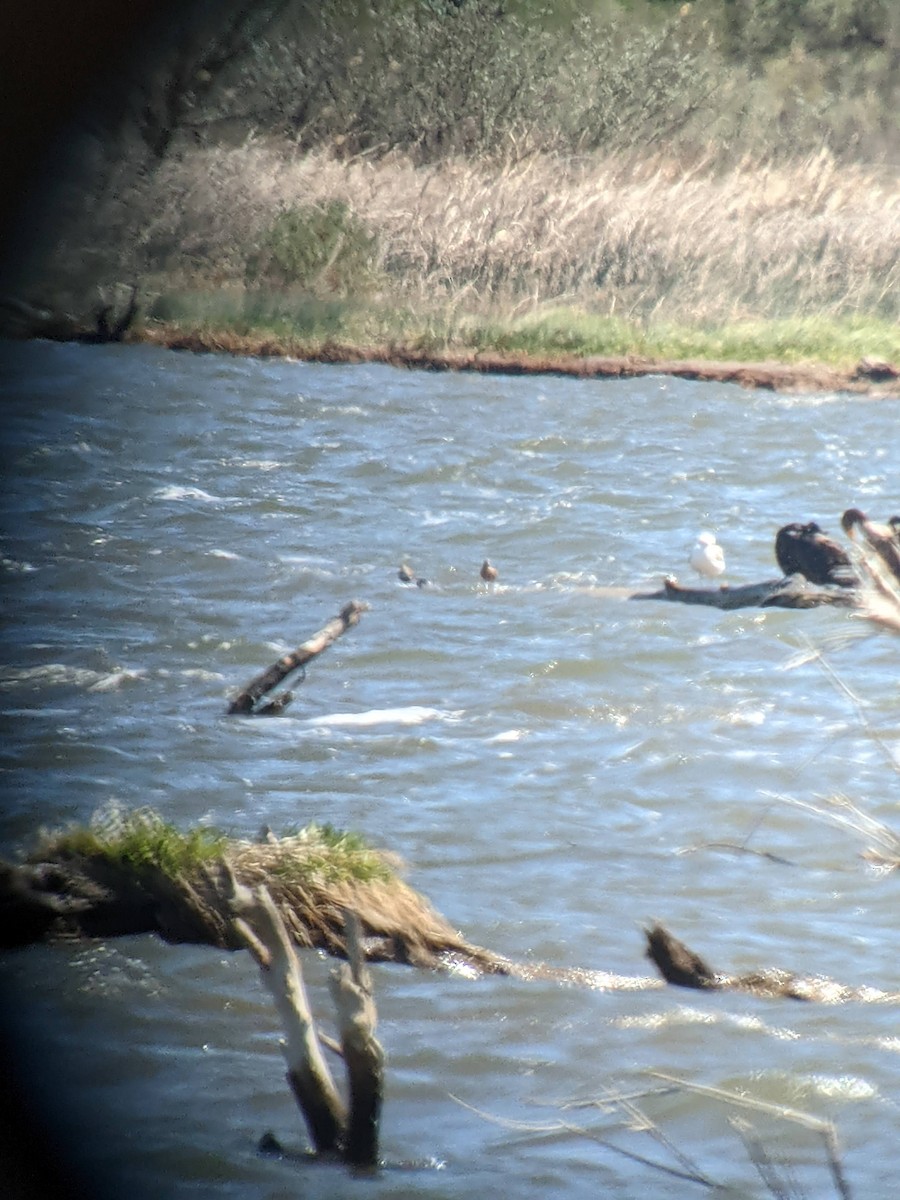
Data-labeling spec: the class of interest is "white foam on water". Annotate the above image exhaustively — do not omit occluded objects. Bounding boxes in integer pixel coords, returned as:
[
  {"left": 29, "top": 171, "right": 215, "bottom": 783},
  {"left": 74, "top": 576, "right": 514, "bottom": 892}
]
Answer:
[
  {"left": 305, "top": 705, "right": 463, "bottom": 729},
  {"left": 150, "top": 485, "right": 221, "bottom": 503}
]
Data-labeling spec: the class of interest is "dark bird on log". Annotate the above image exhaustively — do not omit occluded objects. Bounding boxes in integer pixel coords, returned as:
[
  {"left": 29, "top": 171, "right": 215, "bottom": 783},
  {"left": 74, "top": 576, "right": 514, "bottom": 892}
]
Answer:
[
  {"left": 841, "top": 508, "right": 900, "bottom": 583},
  {"left": 774, "top": 521, "right": 856, "bottom": 588},
  {"left": 480, "top": 558, "right": 498, "bottom": 585},
  {"left": 398, "top": 563, "right": 415, "bottom": 583}
]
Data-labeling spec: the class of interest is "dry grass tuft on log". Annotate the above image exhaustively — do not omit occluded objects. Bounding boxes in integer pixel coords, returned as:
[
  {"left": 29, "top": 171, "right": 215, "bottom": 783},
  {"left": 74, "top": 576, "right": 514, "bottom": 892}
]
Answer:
[
  {"left": 6, "top": 811, "right": 900, "bottom": 1001},
  {"left": 0, "top": 805, "right": 507, "bottom": 973}
]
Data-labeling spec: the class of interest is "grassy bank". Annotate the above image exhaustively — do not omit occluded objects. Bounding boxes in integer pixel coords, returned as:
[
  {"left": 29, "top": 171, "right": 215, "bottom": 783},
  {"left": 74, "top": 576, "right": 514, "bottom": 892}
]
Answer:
[
  {"left": 117, "top": 143, "right": 898, "bottom": 370},
  {"left": 8, "top": 2, "right": 899, "bottom": 372},
  {"left": 143, "top": 296, "right": 900, "bottom": 372}
]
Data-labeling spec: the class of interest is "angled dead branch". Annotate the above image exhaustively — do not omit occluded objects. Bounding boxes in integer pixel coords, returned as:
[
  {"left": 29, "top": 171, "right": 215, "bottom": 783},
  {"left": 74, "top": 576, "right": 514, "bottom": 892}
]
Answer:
[{"left": 227, "top": 600, "right": 368, "bottom": 715}]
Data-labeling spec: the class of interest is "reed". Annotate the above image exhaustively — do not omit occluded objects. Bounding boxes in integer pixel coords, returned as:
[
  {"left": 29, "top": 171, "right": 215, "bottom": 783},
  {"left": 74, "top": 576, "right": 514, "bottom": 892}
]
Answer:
[{"left": 129, "top": 142, "right": 899, "bottom": 355}]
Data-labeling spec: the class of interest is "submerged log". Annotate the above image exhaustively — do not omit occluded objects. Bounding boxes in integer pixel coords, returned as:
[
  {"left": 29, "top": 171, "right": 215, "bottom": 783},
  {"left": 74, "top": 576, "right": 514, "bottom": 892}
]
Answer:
[
  {"left": 227, "top": 600, "right": 369, "bottom": 715},
  {"left": 644, "top": 922, "right": 891, "bottom": 1002},
  {"left": 633, "top": 574, "right": 859, "bottom": 611}
]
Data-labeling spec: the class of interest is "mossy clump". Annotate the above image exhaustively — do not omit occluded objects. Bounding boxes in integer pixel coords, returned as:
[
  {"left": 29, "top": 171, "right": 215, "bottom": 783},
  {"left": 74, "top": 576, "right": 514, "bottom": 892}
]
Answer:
[
  {"left": 41, "top": 807, "right": 393, "bottom": 888},
  {"left": 46, "top": 806, "right": 228, "bottom": 880}
]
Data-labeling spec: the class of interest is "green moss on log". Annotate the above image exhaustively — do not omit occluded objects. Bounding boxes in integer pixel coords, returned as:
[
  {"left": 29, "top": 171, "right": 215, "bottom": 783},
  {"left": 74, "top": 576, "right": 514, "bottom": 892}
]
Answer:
[{"left": 45, "top": 807, "right": 229, "bottom": 880}]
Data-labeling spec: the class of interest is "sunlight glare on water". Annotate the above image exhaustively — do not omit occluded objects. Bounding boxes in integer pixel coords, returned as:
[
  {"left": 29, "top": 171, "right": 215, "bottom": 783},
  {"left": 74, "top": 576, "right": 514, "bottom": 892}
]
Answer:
[{"left": 0, "top": 339, "right": 899, "bottom": 1199}]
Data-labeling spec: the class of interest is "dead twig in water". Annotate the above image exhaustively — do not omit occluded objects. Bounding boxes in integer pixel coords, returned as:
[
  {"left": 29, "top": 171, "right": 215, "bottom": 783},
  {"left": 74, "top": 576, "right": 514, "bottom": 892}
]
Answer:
[
  {"left": 677, "top": 840, "right": 796, "bottom": 867},
  {"left": 767, "top": 790, "right": 900, "bottom": 870},
  {"left": 447, "top": 1093, "right": 717, "bottom": 1187},
  {"left": 649, "top": 1073, "right": 852, "bottom": 1200}
]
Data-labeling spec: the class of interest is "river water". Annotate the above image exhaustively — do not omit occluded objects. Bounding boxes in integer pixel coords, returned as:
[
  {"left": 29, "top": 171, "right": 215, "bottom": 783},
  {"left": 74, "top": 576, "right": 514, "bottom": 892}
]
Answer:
[{"left": 0, "top": 339, "right": 898, "bottom": 1199}]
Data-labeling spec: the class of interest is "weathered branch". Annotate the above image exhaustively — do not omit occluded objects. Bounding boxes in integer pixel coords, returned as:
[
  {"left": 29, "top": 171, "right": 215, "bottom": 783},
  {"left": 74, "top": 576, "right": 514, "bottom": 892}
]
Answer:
[
  {"left": 227, "top": 600, "right": 369, "bottom": 715},
  {"left": 633, "top": 574, "right": 858, "bottom": 611},
  {"left": 329, "top": 911, "right": 384, "bottom": 1168},
  {"left": 229, "top": 877, "right": 384, "bottom": 1166},
  {"left": 228, "top": 868, "right": 345, "bottom": 1154}
]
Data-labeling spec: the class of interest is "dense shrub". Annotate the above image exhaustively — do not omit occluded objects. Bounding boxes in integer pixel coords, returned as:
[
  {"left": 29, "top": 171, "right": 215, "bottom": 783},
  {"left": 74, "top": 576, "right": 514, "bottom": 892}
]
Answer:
[
  {"left": 245, "top": 1, "right": 728, "bottom": 162},
  {"left": 245, "top": 200, "right": 381, "bottom": 295},
  {"left": 719, "top": 0, "right": 893, "bottom": 60},
  {"left": 11, "top": 0, "right": 899, "bottom": 321},
  {"left": 237, "top": 0, "right": 898, "bottom": 163}
]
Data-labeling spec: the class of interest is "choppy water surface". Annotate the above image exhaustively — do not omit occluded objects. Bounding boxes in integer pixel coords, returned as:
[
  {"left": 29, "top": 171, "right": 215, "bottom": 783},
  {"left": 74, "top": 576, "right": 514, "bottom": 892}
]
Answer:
[{"left": 1, "top": 339, "right": 898, "bottom": 1198}]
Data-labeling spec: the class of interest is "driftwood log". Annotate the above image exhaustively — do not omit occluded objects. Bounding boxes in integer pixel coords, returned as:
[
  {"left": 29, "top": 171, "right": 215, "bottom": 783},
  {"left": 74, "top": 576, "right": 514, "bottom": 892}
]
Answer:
[
  {"left": 644, "top": 922, "right": 891, "bottom": 1002},
  {"left": 3, "top": 814, "right": 897, "bottom": 1003},
  {"left": 227, "top": 600, "right": 368, "bottom": 715},
  {"left": 0, "top": 288, "right": 138, "bottom": 344},
  {"left": 634, "top": 574, "right": 859, "bottom": 611}
]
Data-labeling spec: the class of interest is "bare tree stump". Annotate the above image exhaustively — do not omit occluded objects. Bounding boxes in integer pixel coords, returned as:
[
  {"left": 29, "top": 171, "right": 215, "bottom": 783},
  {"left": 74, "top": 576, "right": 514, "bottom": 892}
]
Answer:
[
  {"left": 227, "top": 600, "right": 368, "bottom": 715},
  {"left": 228, "top": 873, "right": 384, "bottom": 1166},
  {"left": 229, "top": 871, "right": 345, "bottom": 1154},
  {"left": 329, "top": 911, "right": 384, "bottom": 1168}
]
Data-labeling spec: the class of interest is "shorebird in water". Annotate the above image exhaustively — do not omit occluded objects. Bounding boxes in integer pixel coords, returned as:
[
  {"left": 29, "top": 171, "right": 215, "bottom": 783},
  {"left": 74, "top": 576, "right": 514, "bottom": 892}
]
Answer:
[
  {"left": 841, "top": 508, "right": 900, "bottom": 583},
  {"left": 689, "top": 532, "right": 725, "bottom": 580},
  {"left": 398, "top": 563, "right": 415, "bottom": 583},
  {"left": 774, "top": 521, "right": 856, "bottom": 587},
  {"left": 480, "top": 558, "right": 499, "bottom": 586}
]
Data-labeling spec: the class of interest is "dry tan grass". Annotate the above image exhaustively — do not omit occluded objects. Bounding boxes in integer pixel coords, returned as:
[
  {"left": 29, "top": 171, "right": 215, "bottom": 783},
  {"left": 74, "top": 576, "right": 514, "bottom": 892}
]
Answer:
[
  {"left": 224, "top": 833, "right": 492, "bottom": 967},
  {"left": 855, "top": 544, "right": 900, "bottom": 636},
  {"left": 139, "top": 141, "right": 900, "bottom": 323},
  {"left": 26, "top": 813, "right": 509, "bottom": 970}
]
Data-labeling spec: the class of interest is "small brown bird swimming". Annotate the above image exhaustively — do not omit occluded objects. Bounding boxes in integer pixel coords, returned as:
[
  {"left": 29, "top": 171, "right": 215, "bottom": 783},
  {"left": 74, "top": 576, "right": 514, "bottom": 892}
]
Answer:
[
  {"left": 480, "top": 558, "right": 498, "bottom": 585},
  {"left": 841, "top": 508, "right": 900, "bottom": 583},
  {"left": 774, "top": 521, "right": 856, "bottom": 587},
  {"left": 398, "top": 563, "right": 415, "bottom": 583}
]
